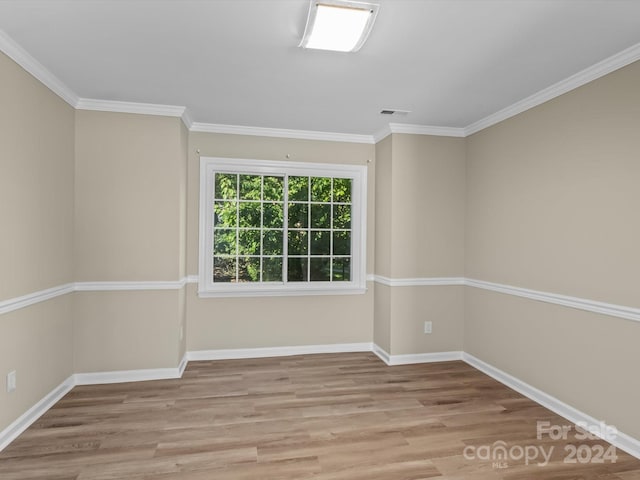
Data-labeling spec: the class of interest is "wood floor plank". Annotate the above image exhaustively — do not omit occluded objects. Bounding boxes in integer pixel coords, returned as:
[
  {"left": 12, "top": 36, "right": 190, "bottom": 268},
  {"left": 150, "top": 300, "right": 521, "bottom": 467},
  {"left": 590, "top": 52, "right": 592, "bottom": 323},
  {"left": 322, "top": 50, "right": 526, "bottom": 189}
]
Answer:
[{"left": 1, "top": 353, "right": 638, "bottom": 479}]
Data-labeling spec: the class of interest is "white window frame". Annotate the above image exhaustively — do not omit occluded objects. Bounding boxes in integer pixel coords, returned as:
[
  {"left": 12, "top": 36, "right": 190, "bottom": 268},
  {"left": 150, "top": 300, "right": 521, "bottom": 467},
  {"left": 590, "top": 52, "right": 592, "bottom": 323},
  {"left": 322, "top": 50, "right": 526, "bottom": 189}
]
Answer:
[{"left": 198, "top": 156, "right": 367, "bottom": 297}]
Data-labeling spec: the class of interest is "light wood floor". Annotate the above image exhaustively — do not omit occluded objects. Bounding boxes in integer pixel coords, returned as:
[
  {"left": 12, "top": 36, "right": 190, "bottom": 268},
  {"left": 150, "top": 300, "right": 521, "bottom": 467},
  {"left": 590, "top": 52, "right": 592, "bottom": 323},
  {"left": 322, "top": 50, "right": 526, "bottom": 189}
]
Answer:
[{"left": 1, "top": 353, "right": 639, "bottom": 479}]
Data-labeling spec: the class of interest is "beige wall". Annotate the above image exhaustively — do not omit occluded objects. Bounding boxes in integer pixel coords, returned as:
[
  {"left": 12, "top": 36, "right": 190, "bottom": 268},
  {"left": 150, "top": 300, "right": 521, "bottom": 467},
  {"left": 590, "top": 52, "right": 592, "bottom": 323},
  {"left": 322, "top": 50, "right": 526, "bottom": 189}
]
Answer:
[
  {"left": 465, "top": 61, "right": 640, "bottom": 438},
  {"left": 73, "top": 291, "right": 181, "bottom": 371},
  {"left": 74, "top": 111, "right": 185, "bottom": 282},
  {"left": 390, "top": 134, "right": 466, "bottom": 278},
  {"left": 373, "top": 133, "right": 466, "bottom": 355},
  {"left": 73, "top": 111, "right": 187, "bottom": 371},
  {"left": 0, "top": 51, "right": 75, "bottom": 432},
  {"left": 186, "top": 132, "right": 375, "bottom": 350}
]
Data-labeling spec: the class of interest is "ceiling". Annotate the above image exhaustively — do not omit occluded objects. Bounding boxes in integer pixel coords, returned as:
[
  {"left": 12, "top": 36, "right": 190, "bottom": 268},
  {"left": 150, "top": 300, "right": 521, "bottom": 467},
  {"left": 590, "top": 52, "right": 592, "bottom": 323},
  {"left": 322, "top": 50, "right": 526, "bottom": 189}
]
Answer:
[{"left": 1, "top": 0, "right": 640, "bottom": 136}]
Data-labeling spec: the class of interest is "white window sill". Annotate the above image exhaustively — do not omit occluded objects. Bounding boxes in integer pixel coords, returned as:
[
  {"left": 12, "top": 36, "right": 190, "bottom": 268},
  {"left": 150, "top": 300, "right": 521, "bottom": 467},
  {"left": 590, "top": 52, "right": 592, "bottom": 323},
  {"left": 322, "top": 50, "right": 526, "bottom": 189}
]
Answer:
[{"left": 197, "top": 284, "right": 367, "bottom": 298}]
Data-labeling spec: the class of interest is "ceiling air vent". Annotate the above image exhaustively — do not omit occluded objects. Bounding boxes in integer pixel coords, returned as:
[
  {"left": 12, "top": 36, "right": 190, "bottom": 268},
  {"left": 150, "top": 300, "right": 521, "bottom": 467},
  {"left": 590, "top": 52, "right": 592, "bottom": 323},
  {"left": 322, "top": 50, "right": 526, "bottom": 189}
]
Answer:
[{"left": 380, "top": 109, "right": 411, "bottom": 116}]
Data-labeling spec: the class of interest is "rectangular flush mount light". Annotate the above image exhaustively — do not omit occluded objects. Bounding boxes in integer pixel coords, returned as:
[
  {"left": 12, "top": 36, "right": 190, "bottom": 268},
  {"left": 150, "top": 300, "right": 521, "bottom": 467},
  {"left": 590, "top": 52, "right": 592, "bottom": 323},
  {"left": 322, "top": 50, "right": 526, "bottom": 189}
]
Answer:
[{"left": 300, "top": 0, "right": 379, "bottom": 52}]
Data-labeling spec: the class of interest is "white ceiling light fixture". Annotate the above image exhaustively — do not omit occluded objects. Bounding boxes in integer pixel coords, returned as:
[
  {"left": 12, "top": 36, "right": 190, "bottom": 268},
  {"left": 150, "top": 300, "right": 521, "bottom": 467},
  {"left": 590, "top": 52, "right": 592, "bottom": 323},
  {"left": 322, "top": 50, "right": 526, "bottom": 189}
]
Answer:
[{"left": 300, "top": 0, "right": 379, "bottom": 53}]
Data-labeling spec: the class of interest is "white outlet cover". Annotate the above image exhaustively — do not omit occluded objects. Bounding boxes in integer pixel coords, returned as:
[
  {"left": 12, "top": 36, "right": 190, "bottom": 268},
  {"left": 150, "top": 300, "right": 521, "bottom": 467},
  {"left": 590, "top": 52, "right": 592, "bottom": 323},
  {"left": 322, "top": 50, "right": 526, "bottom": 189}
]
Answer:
[{"left": 424, "top": 321, "right": 432, "bottom": 334}]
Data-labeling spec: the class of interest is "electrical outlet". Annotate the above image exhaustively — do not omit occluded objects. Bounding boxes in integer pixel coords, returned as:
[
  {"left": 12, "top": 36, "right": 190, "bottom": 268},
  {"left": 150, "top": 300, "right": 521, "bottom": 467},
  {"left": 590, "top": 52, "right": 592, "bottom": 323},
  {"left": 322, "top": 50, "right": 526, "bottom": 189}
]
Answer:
[
  {"left": 424, "top": 321, "right": 432, "bottom": 334},
  {"left": 7, "top": 370, "right": 16, "bottom": 393}
]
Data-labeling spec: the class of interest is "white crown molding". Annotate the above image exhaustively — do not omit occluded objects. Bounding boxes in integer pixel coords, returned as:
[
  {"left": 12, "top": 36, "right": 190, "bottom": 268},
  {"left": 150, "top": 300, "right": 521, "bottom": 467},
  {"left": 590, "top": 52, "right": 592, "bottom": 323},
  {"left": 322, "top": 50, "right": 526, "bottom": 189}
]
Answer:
[
  {"left": 372, "top": 275, "right": 465, "bottom": 287},
  {"left": 190, "top": 122, "right": 375, "bottom": 144},
  {"left": 75, "top": 98, "right": 186, "bottom": 118},
  {"left": 186, "top": 342, "right": 373, "bottom": 361},
  {"left": 0, "top": 283, "right": 74, "bottom": 315},
  {"left": 180, "top": 109, "right": 194, "bottom": 130},
  {"left": 463, "top": 353, "right": 640, "bottom": 459},
  {"left": 464, "top": 41, "right": 640, "bottom": 135},
  {"left": 0, "top": 29, "right": 79, "bottom": 107},
  {"left": 372, "top": 125, "right": 392, "bottom": 143},
  {"left": 466, "top": 278, "right": 640, "bottom": 323},
  {"left": 2, "top": 26, "right": 639, "bottom": 141},
  {"left": 389, "top": 122, "right": 466, "bottom": 138},
  {"left": 0, "top": 375, "right": 74, "bottom": 452}
]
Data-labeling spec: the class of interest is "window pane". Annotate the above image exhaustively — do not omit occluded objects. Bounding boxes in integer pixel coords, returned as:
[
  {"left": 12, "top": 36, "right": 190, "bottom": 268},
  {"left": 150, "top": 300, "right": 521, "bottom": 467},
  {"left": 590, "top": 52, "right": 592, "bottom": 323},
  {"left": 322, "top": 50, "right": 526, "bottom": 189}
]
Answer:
[
  {"left": 214, "top": 201, "right": 237, "bottom": 227},
  {"left": 310, "top": 258, "right": 330, "bottom": 281},
  {"left": 333, "top": 204, "right": 351, "bottom": 229},
  {"left": 263, "top": 230, "right": 283, "bottom": 255},
  {"left": 333, "top": 178, "right": 351, "bottom": 203},
  {"left": 332, "top": 257, "right": 351, "bottom": 281},
  {"left": 263, "top": 202, "right": 283, "bottom": 228},
  {"left": 214, "top": 173, "right": 237, "bottom": 200},
  {"left": 238, "top": 257, "right": 261, "bottom": 282},
  {"left": 288, "top": 231, "right": 308, "bottom": 255},
  {"left": 311, "top": 177, "right": 331, "bottom": 202},
  {"left": 239, "top": 175, "right": 262, "bottom": 200},
  {"left": 214, "top": 229, "right": 236, "bottom": 255},
  {"left": 287, "top": 258, "right": 308, "bottom": 281},
  {"left": 263, "top": 176, "right": 284, "bottom": 201},
  {"left": 239, "top": 202, "right": 261, "bottom": 228},
  {"left": 310, "top": 203, "right": 330, "bottom": 229},
  {"left": 288, "top": 203, "right": 308, "bottom": 229},
  {"left": 263, "top": 257, "right": 283, "bottom": 282},
  {"left": 288, "top": 176, "right": 308, "bottom": 201},
  {"left": 214, "top": 256, "right": 236, "bottom": 282},
  {"left": 333, "top": 231, "right": 351, "bottom": 255},
  {"left": 310, "top": 230, "right": 330, "bottom": 255},
  {"left": 238, "top": 229, "right": 260, "bottom": 255}
]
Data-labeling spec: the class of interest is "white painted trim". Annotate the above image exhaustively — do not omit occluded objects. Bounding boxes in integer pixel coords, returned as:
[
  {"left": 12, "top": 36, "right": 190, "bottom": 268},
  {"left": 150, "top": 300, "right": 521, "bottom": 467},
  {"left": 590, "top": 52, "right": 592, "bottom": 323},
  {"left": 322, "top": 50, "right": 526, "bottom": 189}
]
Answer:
[
  {"left": 0, "top": 375, "right": 74, "bottom": 452},
  {"left": 2, "top": 25, "right": 639, "bottom": 140},
  {"left": 372, "top": 125, "right": 392, "bottom": 143},
  {"left": 372, "top": 275, "right": 465, "bottom": 287},
  {"left": 465, "top": 41, "right": 640, "bottom": 135},
  {"left": 389, "top": 122, "right": 466, "bottom": 138},
  {"left": 388, "top": 351, "right": 463, "bottom": 366},
  {"left": 466, "top": 278, "right": 640, "bottom": 323},
  {"left": 372, "top": 345, "right": 462, "bottom": 366},
  {"left": 198, "top": 157, "right": 367, "bottom": 297},
  {"left": 186, "top": 342, "right": 373, "bottom": 361},
  {"left": 462, "top": 353, "right": 640, "bottom": 459},
  {"left": 74, "top": 278, "right": 188, "bottom": 292},
  {"left": 75, "top": 98, "right": 186, "bottom": 118},
  {"left": 3, "top": 276, "right": 638, "bottom": 324},
  {"left": 372, "top": 344, "right": 391, "bottom": 365},
  {"left": 73, "top": 367, "right": 182, "bottom": 386},
  {"left": 0, "top": 283, "right": 75, "bottom": 315},
  {"left": 177, "top": 353, "right": 188, "bottom": 377},
  {"left": 181, "top": 109, "right": 194, "bottom": 130},
  {"left": 2, "top": 347, "right": 639, "bottom": 460},
  {"left": 0, "top": 29, "right": 79, "bottom": 107},
  {"left": 190, "top": 122, "right": 375, "bottom": 144}
]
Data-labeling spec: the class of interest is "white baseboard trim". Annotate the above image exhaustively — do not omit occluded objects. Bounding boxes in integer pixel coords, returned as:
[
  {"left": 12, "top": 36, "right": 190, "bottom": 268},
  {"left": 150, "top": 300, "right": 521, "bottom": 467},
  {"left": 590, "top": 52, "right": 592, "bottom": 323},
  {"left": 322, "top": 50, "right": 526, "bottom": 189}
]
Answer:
[
  {"left": 186, "top": 342, "right": 373, "bottom": 361},
  {"left": 372, "top": 343, "right": 391, "bottom": 364},
  {"left": 462, "top": 352, "right": 640, "bottom": 460},
  {"left": 372, "top": 344, "right": 463, "bottom": 366},
  {"left": 73, "top": 367, "right": 183, "bottom": 385},
  {"left": 3, "top": 347, "right": 639, "bottom": 462},
  {"left": 0, "top": 375, "right": 75, "bottom": 452},
  {"left": 177, "top": 353, "right": 188, "bottom": 377}
]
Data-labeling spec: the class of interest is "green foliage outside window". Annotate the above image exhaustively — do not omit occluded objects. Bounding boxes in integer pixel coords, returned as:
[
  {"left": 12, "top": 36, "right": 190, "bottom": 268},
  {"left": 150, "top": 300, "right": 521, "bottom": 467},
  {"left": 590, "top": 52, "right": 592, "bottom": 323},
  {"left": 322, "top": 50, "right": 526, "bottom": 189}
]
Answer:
[{"left": 212, "top": 172, "right": 352, "bottom": 283}]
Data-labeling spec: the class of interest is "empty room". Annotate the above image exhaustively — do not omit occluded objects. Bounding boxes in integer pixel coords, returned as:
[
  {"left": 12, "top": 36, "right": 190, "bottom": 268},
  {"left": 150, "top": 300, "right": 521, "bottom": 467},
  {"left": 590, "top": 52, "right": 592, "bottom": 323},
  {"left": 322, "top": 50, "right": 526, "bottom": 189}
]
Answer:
[{"left": 1, "top": 0, "right": 639, "bottom": 478}]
